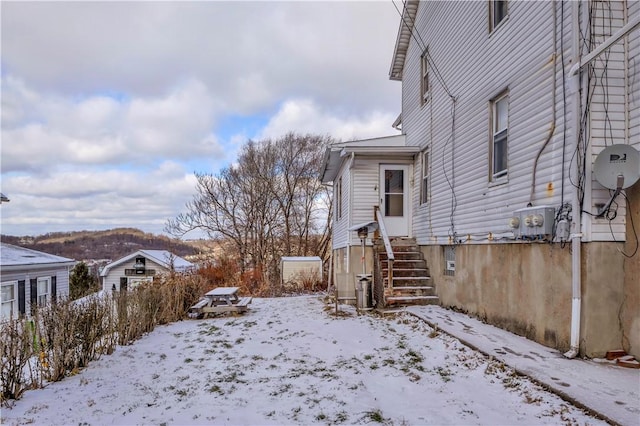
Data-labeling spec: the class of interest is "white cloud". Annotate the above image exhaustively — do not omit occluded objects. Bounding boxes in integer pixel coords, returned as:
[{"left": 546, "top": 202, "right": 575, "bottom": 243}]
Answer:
[
  {"left": 1, "top": 76, "right": 224, "bottom": 174},
  {"left": 0, "top": 1, "right": 403, "bottom": 237},
  {"left": 1, "top": 164, "right": 197, "bottom": 236},
  {"left": 258, "top": 98, "right": 399, "bottom": 141}
]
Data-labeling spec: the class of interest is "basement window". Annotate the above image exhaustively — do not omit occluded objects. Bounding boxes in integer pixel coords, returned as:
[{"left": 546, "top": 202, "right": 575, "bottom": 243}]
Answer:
[{"left": 443, "top": 245, "right": 455, "bottom": 277}]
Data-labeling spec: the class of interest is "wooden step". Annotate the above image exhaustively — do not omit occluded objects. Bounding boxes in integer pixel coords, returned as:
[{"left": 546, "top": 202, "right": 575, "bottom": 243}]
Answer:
[
  {"left": 390, "top": 276, "right": 431, "bottom": 282},
  {"left": 382, "top": 268, "right": 429, "bottom": 278},
  {"left": 386, "top": 295, "right": 439, "bottom": 305},
  {"left": 391, "top": 286, "right": 434, "bottom": 291}
]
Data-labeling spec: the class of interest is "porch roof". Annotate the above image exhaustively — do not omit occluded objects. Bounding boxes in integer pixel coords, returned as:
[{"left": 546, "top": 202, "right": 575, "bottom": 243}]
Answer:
[{"left": 320, "top": 135, "right": 419, "bottom": 183}]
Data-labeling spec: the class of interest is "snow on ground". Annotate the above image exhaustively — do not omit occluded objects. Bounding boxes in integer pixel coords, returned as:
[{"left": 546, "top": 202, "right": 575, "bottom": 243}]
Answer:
[{"left": 2, "top": 296, "right": 607, "bottom": 425}]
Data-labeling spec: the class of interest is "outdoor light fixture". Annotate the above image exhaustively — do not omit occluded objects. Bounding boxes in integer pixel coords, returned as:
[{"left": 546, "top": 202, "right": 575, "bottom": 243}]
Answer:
[{"left": 357, "top": 227, "right": 368, "bottom": 240}]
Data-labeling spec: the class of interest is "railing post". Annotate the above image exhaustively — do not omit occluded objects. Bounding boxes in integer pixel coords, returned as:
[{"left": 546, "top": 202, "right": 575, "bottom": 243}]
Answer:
[{"left": 375, "top": 209, "right": 395, "bottom": 308}]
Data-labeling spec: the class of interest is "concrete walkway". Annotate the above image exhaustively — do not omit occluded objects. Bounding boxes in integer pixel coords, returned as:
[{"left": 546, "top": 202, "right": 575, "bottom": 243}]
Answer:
[{"left": 404, "top": 305, "right": 640, "bottom": 426}]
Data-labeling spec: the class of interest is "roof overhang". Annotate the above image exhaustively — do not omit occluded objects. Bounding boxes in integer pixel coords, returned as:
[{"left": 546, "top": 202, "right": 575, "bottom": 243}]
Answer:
[
  {"left": 389, "top": 0, "right": 420, "bottom": 81},
  {"left": 320, "top": 135, "right": 418, "bottom": 184},
  {"left": 1, "top": 261, "right": 76, "bottom": 273}
]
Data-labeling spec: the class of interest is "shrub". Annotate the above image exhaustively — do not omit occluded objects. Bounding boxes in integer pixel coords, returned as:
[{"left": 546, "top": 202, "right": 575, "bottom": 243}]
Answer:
[{"left": 1, "top": 271, "right": 210, "bottom": 405}]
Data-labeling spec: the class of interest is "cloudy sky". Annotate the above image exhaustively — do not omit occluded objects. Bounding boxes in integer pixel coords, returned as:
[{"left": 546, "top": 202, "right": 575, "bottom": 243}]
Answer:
[{"left": 1, "top": 1, "right": 402, "bottom": 238}]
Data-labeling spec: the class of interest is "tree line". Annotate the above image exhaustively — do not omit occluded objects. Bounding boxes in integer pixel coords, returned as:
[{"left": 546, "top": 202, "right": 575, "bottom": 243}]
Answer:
[{"left": 166, "top": 133, "right": 334, "bottom": 288}]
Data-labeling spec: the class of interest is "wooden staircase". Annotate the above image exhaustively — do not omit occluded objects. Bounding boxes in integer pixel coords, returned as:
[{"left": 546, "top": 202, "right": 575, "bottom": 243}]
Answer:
[{"left": 374, "top": 237, "right": 439, "bottom": 307}]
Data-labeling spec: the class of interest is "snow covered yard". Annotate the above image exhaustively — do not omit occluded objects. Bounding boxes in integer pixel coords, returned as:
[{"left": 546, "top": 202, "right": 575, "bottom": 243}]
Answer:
[{"left": 2, "top": 296, "right": 606, "bottom": 425}]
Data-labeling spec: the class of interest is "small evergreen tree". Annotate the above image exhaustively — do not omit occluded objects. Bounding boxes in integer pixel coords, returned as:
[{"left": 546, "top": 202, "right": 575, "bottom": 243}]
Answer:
[{"left": 69, "top": 262, "right": 97, "bottom": 299}]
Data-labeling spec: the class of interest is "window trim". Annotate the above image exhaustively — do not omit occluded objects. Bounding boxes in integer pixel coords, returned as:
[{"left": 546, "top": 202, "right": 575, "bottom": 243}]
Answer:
[
  {"left": 420, "top": 50, "right": 430, "bottom": 105},
  {"left": 1, "top": 281, "right": 18, "bottom": 321},
  {"left": 490, "top": 91, "right": 509, "bottom": 182},
  {"left": 37, "top": 277, "right": 50, "bottom": 306},
  {"left": 420, "top": 148, "right": 430, "bottom": 205},
  {"left": 489, "top": 0, "right": 508, "bottom": 33},
  {"left": 336, "top": 176, "right": 343, "bottom": 220}
]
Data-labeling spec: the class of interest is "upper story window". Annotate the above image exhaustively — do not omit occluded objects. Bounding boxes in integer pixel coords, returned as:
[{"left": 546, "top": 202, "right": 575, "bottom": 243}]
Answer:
[
  {"left": 336, "top": 176, "right": 343, "bottom": 220},
  {"left": 420, "top": 50, "right": 430, "bottom": 105},
  {"left": 491, "top": 92, "right": 509, "bottom": 181},
  {"left": 420, "top": 148, "right": 430, "bottom": 205},
  {"left": 1, "top": 281, "right": 17, "bottom": 320},
  {"left": 490, "top": 0, "right": 508, "bottom": 32}
]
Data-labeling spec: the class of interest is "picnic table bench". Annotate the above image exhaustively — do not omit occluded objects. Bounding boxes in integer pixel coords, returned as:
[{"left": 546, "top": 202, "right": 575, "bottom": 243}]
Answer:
[{"left": 188, "top": 287, "right": 252, "bottom": 318}]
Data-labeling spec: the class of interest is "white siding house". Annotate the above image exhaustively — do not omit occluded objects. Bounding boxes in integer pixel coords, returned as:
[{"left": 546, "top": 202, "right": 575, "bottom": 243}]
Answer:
[
  {"left": 323, "top": 0, "right": 640, "bottom": 358},
  {"left": 0, "top": 243, "right": 75, "bottom": 320},
  {"left": 101, "top": 250, "right": 194, "bottom": 292},
  {"left": 321, "top": 135, "right": 419, "bottom": 300}
]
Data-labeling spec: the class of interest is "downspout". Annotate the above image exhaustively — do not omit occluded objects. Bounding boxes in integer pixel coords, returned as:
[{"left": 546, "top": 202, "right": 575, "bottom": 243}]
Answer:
[
  {"left": 529, "top": 0, "right": 557, "bottom": 206},
  {"left": 565, "top": 0, "right": 583, "bottom": 359}
]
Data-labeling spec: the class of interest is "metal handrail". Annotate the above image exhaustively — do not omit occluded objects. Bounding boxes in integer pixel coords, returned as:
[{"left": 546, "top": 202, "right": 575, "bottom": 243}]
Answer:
[{"left": 375, "top": 209, "right": 394, "bottom": 289}]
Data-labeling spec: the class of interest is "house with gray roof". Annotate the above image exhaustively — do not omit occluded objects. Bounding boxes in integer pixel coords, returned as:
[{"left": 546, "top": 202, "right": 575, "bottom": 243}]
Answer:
[
  {"left": 100, "top": 249, "right": 194, "bottom": 292},
  {"left": 1, "top": 243, "right": 76, "bottom": 320}
]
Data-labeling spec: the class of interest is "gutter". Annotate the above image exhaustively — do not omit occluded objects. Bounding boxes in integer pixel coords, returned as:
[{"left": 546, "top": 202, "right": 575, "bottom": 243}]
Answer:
[{"left": 565, "top": 0, "right": 584, "bottom": 360}]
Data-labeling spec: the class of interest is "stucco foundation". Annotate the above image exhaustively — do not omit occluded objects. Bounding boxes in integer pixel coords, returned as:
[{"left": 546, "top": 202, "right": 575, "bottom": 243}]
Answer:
[
  {"left": 422, "top": 240, "right": 634, "bottom": 359},
  {"left": 333, "top": 246, "right": 375, "bottom": 303},
  {"left": 622, "top": 180, "right": 640, "bottom": 357}
]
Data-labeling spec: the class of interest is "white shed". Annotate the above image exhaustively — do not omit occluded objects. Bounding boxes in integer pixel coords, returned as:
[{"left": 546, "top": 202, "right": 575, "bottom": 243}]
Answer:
[{"left": 280, "top": 256, "right": 323, "bottom": 285}]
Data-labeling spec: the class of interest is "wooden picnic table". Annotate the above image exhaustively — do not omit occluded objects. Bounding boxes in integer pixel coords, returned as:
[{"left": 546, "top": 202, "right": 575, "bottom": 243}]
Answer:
[
  {"left": 188, "top": 286, "right": 252, "bottom": 318},
  {"left": 204, "top": 286, "right": 240, "bottom": 306}
]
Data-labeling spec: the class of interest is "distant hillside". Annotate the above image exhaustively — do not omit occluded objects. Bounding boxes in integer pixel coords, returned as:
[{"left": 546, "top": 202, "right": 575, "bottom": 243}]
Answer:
[{"left": 1, "top": 228, "right": 199, "bottom": 262}]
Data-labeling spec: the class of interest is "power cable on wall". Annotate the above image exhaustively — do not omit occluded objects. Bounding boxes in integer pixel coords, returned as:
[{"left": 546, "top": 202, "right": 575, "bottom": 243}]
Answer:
[{"left": 392, "top": 0, "right": 459, "bottom": 241}]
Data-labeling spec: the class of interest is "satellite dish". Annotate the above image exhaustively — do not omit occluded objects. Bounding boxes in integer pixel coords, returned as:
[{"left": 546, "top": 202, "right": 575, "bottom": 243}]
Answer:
[
  {"left": 593, "top": 144, "right": 640, "bottom": 218},
  {"left": 593, "top": 144, "right": 640, "bottom": 189}
]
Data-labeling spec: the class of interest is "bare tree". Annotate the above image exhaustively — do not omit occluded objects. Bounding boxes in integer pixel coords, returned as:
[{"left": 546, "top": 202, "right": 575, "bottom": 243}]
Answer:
[{"left": 167, "top": 132, "right": 334, "bottom": 287}]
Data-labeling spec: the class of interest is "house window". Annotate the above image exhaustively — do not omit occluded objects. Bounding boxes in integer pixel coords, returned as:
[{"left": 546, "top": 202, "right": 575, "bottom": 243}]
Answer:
[
  {"left": 491, "top": 92, "right": 509, "bottom": 180},
  {"left": 420, "top": 148, "right": 430, "bottom": 205},
  {"left": 1, "top": 281, "right": 17, "bottom": 320},
  {"left": 490, "top": 0, "right": 508, "bottom": 32},
  {"left": 37, "top": 277, "right": 50, "bottom": 305},
  {"left": 420, "top": 50, "right": 430, "bottom": 104},
  {"left": 336, "top": 177, "right": 343, "bottom": 220}
]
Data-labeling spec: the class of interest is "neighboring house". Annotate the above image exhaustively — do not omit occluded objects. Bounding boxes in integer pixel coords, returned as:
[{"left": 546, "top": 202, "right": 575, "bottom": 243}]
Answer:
[
  {"left": 0, "top": 243, "right": 75, "bottom": 320},
  {"left": 101, "top": 249, "right": 194, "bottom": 292},
  {"left": 322, "top": 1, "right": 640, "bottom": 359}
]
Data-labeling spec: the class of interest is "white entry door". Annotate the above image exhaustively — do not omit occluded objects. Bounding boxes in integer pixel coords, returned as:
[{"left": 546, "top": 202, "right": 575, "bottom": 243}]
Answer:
[{"left": 379, "top": 164, "right": 410, "bottom": 237}]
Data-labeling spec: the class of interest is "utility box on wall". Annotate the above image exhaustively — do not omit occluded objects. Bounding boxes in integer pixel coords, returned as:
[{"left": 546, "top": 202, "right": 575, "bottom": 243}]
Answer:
[{"left": 509, "top": 206, "right": 556, "bottom": 239}]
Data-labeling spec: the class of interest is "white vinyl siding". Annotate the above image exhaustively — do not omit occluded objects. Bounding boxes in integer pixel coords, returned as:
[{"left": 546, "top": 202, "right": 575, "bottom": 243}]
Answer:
[
  {"left": 331, "top": 162, "right": 351, "bottom": 250},
  {"left": 403, "top": 1, "right": 574, "bottom": 243},
  {"left": 0, "top": 267, "right": 71, "bottom": 317},
  {"left": 629, "top": 0, "right": 640, "bottom": 152},
  {"left": 587, "top": 1, "right": 629, "bottom": 242},
  {"left": 350, "top": 157, "right": 387, "bottom": 246}
]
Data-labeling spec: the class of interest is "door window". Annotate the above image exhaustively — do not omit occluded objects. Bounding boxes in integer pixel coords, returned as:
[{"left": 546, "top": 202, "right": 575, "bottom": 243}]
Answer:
[{"left": 384, "top": 169, "right": 404, "bottom": 217}]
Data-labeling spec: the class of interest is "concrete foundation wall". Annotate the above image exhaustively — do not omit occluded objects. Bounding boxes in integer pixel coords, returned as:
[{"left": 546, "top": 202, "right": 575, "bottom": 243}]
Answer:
[
  {"left": 623, "top": 181, "right": 640, "bottom": 356},
  {"left": 422, "top": 242, "right": 633, "bottom": 358},
  {"left": 333, "top": 246, "right": 374, "bottom": 303}
]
